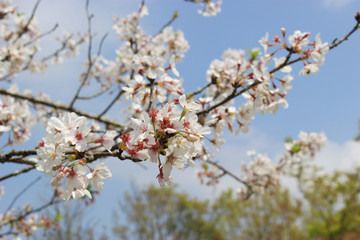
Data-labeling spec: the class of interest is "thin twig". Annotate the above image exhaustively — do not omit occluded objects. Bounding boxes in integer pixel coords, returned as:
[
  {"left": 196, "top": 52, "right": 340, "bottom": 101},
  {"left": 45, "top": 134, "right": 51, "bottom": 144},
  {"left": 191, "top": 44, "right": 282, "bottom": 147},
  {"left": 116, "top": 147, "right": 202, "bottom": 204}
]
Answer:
[
  {"left": 13, "top": 0, "right": 41, "bottom": 43},
  {"left": 97, "top": 90, "right": 125, "bottom": 118},
  {"left": 0, "top": 87, "right": 128, "bottom": 129},
  {"left": 152, "top": 11, "right": 178, "bottom": 39},
  {"left": 146, "top": 79, "right": 155, "bottom": 112},
  {"left": 0, "top": 34, "right": 81, "bottom": 82},
  {"left": 24, "top": 23, "right": 59, "bottom": 47},
  {"left": 329, "top": 22, "right": 360, "bottom": 50},
  {"left": 0, "top": 193, "right": 61, "bottom": 237},
  {"left": 5, "top": 176, "right": 42, "bottom": 214},
  {"left": 138, "top": 0, "right": 145, "bottom": 14},
  {"left": 205, "top": 159, "right": 248, "bottom": 187},
  {"left": 0, "top": 166, "right": 36, "bottom": 182},
  {"left": 78, "top": 84, "right": 112, "bottom": 100},
  {"left": 69, "top": 0, "right": 94, "bottom": 108},
  {"left": 188, "top": 82, "right": 212, "bottom": 97},
  {"left": 196, "top": 21, "right": 360, "bottom": 116}
]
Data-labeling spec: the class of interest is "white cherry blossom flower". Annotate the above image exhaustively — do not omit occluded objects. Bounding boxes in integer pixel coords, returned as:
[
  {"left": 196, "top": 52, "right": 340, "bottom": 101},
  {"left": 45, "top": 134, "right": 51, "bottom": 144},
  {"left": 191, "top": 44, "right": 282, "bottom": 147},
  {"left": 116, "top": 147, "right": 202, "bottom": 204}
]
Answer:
[
  {"left": 179, "top": 95, "right": 202, "bottom": 112},
  {"left": 87, "top": 163, "right": 112, "bottom": 191},
  {"left": 299, "top": 63, "right": 319, "bottom": 76}
]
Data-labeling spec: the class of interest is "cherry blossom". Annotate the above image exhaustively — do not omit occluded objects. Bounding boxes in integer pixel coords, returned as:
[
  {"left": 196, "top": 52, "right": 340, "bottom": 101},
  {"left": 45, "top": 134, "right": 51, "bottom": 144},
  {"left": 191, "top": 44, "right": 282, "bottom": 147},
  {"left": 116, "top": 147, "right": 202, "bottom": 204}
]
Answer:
[
  {"left": 36, "top": 112, "right": 113, "bottom": 200},
  {"left": 197, "top": 0, "right": 222, "bottom": 17},
  {"left": 95, "top": 130, "right": 117, "bottom": 152},
  {"left": 1, "top": 1, "right": 358, "bottom": 239},
  {"left": 0, "top": 86, "right": 34, "bottom": 146},
  {"left": 87, "top": 163, "right": 112, "bottom": 191}
]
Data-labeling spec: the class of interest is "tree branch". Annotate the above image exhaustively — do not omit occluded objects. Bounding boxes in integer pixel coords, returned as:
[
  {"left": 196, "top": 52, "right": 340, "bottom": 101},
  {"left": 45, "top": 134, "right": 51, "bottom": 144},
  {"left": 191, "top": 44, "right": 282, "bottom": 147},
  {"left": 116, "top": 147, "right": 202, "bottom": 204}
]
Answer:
[
  {"left": 13, "top": 0, "right": 41, "bottom": 43},
  {"left": 196, "top": 21, "right": 360, "bottom": 117},
  {"left": 97, "top": 90, "right": 125, "bottom": 118},
  {"left": 69, "top": 0, "right": 94, "bottom": 108},
  {"left": 205, "top": 159, "right": 253, "bottom": 199},
  {"left": 0, "top": 166, "right": 36, "bottom": 182},
  {"left": 5, "top": 176, "right": 42, "bottom": 215},
  {"left": 329, "top": 22, "right": 360, "bottom": 50},
  {"left": 0, "top": 87, "right": 128, "bottom": 129}
]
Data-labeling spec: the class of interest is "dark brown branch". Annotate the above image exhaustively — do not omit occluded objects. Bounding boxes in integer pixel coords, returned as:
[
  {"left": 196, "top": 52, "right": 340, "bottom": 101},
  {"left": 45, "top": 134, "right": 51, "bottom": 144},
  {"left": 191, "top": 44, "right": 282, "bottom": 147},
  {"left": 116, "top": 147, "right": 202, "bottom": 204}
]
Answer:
[
  {"left": 0, "top": 148, "right": 142, "bottom": 181},
  {"left": 97, "top": 90, "right": 125, "bottom": 118},
  {"left": 196, "top": 80, "right": 261, "bottom": 116},
  {"left": 0, "top": 149, "right": 37, "bottom": 160},
  {"left": 0, "top": 87, "right": 128, "bottom": 129},
  {"left": 40, "top": 34, "right": 78, "bottom": 62},
  {"left": 205, "top": 159, "right": 248, "bottom": 187},
  {"left": 0, "top": 149, "right": 38, "bottom": 166},
  {"left": 5, "top": 176, "right": 42, "bottom": 214},
  {"left": 85, "top": 150, "right": 144, "bottom": 163},
  {"left": 0, "top": 157, "right": 38, "bottom": 166},
  {"left": 77, "top": 84, "right": 112, "bottom": 100},
  {"left": 0, "top": 166, "right": 36, "bottom": 182},
  {"left": 0, "top": 193, "right": 61, "bottom": 237},
  {"left": 146, "top": 79, "right": 155, "bottom": 112},
  {"left": 0, "top": 34, "right": 83, "bottom": 82},
  {"left": 13, "top": 0, "right": 41, "bottom": 43},
  {"left": 196, "top": 21, "right": 360, "bottom": 116},
  {"left": 69, "top": 0, "right": 94, "bottom": 108},
  {"left": 329, "top": 22, "right": 360, "bottom": 50},
  {"left": 188, "top": 82, "right": 212, "bottom": 98},
  {"left": 138, "top": 0, "right": 145, "bottom": 14},
  {"left": 152, "top": 11, "right": 179, "bottom": 39},
  {"left": 269, "top": 47, "right": 293, "bottom": 74},
  {"left": 24, "top": 23, "right": 59, "bottom": 47},
  {"left": 205, "top": 159, "right": 253, "bottom": 199}
]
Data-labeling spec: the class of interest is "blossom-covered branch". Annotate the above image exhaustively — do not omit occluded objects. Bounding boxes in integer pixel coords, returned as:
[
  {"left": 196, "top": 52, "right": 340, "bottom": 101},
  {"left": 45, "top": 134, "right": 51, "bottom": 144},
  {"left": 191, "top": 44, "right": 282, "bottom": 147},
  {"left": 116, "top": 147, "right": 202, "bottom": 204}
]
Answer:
[{"left": 0, "top": 0, "right": 359, "bottom": 238}]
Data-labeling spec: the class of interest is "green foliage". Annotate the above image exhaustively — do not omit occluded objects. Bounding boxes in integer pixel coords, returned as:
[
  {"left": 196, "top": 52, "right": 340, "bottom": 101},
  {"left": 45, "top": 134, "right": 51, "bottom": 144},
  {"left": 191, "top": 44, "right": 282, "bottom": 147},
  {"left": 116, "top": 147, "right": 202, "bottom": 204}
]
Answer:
[
  {"left": 45, "top": 159, "right": 360, "bottom": 239},
  {"left": 301, "top": 167, "right": 360, "bottom": 240},
  {"left": 112, "top": 165, "right": 360, "bottom": 240},
  {"left": 247, "top": 48, "right": 260, "bottom": 60},
  {"left": 113, "top": 185, "right": 223, "bottom": 240},
  {"left": 112, "top": 185, "right": 306, "bottom": 240},
  {"left": 212, "top": 188, "right": 305, "bottom": 240}
]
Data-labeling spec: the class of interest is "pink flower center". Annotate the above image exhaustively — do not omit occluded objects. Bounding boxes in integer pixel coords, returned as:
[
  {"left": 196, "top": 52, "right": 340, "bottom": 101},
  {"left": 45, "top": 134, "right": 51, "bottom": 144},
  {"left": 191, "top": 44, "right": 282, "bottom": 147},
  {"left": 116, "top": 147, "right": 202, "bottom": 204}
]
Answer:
[{"left": 75, "top": 132, "right": 83, "bottom": 141}]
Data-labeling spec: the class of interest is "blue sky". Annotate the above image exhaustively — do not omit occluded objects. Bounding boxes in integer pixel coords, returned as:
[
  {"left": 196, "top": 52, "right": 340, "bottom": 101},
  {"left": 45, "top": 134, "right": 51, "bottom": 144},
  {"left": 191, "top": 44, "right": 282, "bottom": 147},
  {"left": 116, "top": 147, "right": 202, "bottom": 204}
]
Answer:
[{"left": 1, "top": 0, "right": 360, "bottom": 237}]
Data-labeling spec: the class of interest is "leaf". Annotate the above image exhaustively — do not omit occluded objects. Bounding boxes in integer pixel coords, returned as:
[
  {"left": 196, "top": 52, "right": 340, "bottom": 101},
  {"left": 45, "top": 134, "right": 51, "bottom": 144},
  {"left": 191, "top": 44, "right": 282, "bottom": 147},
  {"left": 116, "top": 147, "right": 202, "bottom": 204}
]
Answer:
[
  {"left": 55, "top": 211, "right": 62, "bottom": 221},
  {"left": 247, "top": 48, "right": 260, "bottom": 60},
  {"left": 173, "top": 11, "right": 179, "bottom": 19},
  {"left": 292, "top": 143, "right": 301, "bottom": 153}
]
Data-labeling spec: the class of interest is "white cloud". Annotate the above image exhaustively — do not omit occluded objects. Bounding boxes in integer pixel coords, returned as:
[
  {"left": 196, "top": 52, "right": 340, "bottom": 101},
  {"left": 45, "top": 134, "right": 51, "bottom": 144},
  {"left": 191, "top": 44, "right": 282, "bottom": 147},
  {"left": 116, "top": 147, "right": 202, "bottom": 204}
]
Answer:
[
  {"left": 281, "top": 139, "right": 360, "bottom": 198},
  {"left": 315, "top": 139, "right": 360, "bottom": 173}
]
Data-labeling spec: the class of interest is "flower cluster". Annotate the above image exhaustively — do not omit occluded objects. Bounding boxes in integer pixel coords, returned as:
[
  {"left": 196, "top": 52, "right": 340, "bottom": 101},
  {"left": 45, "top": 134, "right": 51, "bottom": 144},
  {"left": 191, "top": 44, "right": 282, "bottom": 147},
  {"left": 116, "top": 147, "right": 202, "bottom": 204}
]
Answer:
[
  {"left": 0, "top": 0, "right": 42, "bottom": 79},
  {"left": 0, "top": 0, "right": 86, "bottom": 81},
  {"left": 195, "top": 0, "right": 222, "bottom": 17},
  {"left": 54, "top": 31, "right": 88, "bottom": 63},
  {"left": 115, "top": 10, "right": 189, "bottom": 107},
  {"left": 259, "top": 29, "right": 329, "bottom": 76},
  {"left": 0, "top": 85, "right": 34, "bottom": 146},
  {"left": 235, "top": 132, "right": 326, "bottom": 200},
  {"left": 202, "top": 29, "right": 328, "bottom": 151},
  {"left": 36, "top": 112, "right": 113, "bottom": 200},
  {"left": 195, "top": 162, "right": 219, "bottom": 186},
  {"left": 121, "top": 95, "right": 210, "bottom": 186},
  {"left": 241, "top": 151, "right": 280, "bottom": 195},
  {"left": 192, "top": 131, "right": 326, "bottom": 200},
  {"left": 0, "top": 202, "right": 59, "bottom": 238},
  {"left": 78, "top": 6, "right": 189, "bottom": 112},
  {"left": 282, "top": 131, "right": 327, "bottom": 164}
]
